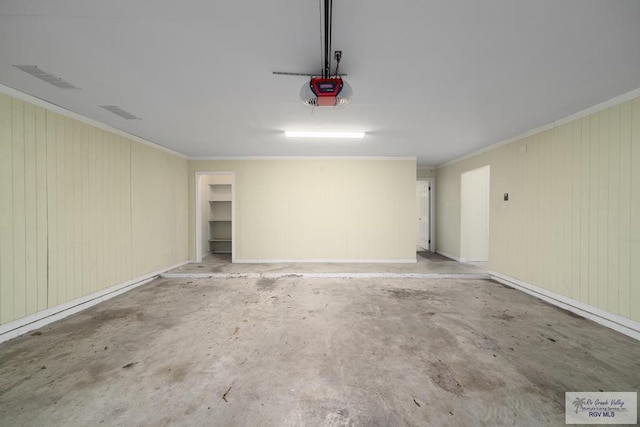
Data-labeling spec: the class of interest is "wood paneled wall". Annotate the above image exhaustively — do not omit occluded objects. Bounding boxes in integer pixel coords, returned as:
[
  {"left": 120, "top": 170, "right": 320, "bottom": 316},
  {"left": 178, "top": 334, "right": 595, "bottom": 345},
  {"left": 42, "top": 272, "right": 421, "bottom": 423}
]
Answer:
[
  {"left": 0, "top": 94, "right": 188, "bottom": 326},
  {"left": 436, "top": 97, "right": 640, "bottom": 322}
]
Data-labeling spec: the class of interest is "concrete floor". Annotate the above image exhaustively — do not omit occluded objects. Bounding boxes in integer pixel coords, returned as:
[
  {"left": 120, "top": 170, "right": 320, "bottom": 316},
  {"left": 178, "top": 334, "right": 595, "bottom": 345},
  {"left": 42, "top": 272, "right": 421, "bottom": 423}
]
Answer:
[
  {"left": 166, "top": 253, "right": 488, "bottom": 276},
  {"left": 1, "top": 272, "right": 639, "bottom": 426}
]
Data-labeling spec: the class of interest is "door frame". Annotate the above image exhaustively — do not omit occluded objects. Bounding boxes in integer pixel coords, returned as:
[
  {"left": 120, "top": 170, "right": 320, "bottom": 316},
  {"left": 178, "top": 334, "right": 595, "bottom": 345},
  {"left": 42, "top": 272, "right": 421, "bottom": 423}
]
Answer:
[
  {"left": 195, "top": 171, "right": 235, "bottom": 263},
  {"left": 459, "top": 165, "right": 490, "bottom": 262},
  {"left": 416, "top": 177, "right": 435, "bottom": 252}
]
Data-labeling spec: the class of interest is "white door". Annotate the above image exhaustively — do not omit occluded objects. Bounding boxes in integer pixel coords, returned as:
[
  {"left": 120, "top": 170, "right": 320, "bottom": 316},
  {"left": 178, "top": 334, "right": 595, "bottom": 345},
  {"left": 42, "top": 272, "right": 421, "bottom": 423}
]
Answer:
[{"left": 416, "top": 181, "right": 430, "bottom": 250}]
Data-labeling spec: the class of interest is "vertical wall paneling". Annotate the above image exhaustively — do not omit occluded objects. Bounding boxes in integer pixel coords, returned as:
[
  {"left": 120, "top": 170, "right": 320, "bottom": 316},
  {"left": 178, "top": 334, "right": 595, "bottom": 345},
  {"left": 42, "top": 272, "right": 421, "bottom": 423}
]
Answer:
[
  {"left": 608, "top": 106, "right": 620, "bottom": 314},
  {"left": 114, "top": 136, "right": 122, "bottom": 284},
  {"left": 0, "top": 93, "right": 188, "bottom": 328},
  {"left": 587, "top": 114, "right": 599, "bottom": 307},
  {"left": 112, "top": 136, "right": 121, "bottom": 284},
  {"left": 556, "top": 125, "right": 566, "bottom": 295},
  {"left": 597, "top": 110, "right": 610, "bottom": 309},
  {"left": 115, "top": 137, "right": 123, "bottom": 284},
  {"left": 549, "top": 127, "right": 560, "bottom": 294},
  {"left": 0, "top": 95, "right": 13, "bottom": 323},
  {"left": 55, "top": 115, "right": 71, "bottom": 304},
  {"left": 541, "top": 131, "right": 551, "bottom": 292},
  {"left": 45, "top": 112, "right": 57, "bottom": 307},
  {"left": 87, "top": 126, "right": 97, "bottom": 293},
  {"left": 522, "top": 137, "right": 532, "bottom": 281},
  {"left": 57, "top": 115, "right": 66, "bottom": 304},
  {"left": 538, "top": 132, "right": 546, "bottom": 287},
  {"left": 436, "top": 94, "right": 640, "bottom": 323},
  {"left": 533, "top": 133, "right": 544, "bottom": 289},
  {"left": 95, "top": 129, "right": 104, "bottom": 295},
  {"left": 570, "top": 120, "right": 582, "bottom": 301},
  {"left": 124, "top": 139, "right": 133, "bottom": 280},
  {"left": 57, "top": 115, "right": 68, "bottom": 304},
  {"left": 109, "top": 134, "right": 117, "bottom": 286},
  {"left": 579, "top": 117, "right": 590, "bottom": 303},
  {"left": 80, "top": 123, "right": 90, "bottom": 297},
  {"left": 115, "top": 136, "right": 124, "bottom": 283},
  {"left": 131, "top": 145, "right": 188, "bottom": 277},
  {"left": 618, "top": 102, "right": 632, "bottom": 318},
  {"left": 35, "top": 106, "right": 47, "bottom": 311},
  {"left": 630, "top": 98, "right": 640, "bottom": 321},
  {"left": 107, "top": 132, "right": 116, "bottom": 288},
  {"left": 63, "top": 116, "right": 73, "bottom": 302},
  {"left": 23, "top": 103, "right": 38, "bottom": 316},
  {"left": 562, "top": 123, "right": 573, "bottom": 299},
  {"left": 72, "top": 120, "right": 82, "bottom": 299},
  {"left": 12, "top": 98, "right": 26, "bottom": 320},
  {"left": 512, "top": 142, "right": 522, "bottom": 276},
  {"left": 530, "top": 134, "right": 540, "bottom": 286},
  {"left": 102, "top": 132, "right": 112, "bottom": 289},
  {"left": 58, "top": 115, "right": 68, "bottom": 303}
]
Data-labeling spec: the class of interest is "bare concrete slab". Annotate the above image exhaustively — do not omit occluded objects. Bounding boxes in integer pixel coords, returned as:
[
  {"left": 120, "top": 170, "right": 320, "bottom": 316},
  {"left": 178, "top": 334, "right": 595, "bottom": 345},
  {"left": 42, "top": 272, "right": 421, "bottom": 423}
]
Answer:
[
  {"left": 170, "top": 253, "right": 487, "bottom": 275},
  {"left": 1, "top": 276, "right": 638, "bottom": 426}
]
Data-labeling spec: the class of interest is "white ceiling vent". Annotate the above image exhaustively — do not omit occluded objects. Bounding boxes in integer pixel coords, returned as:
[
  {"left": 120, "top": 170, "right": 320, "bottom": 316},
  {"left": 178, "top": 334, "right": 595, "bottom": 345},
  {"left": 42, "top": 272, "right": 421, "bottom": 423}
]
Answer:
[
  {"left": 100, "top": 105, "right": 141, "bottom": 120},
  {"left": 12, "top": 65, "right": 81, "bottom": 89}
]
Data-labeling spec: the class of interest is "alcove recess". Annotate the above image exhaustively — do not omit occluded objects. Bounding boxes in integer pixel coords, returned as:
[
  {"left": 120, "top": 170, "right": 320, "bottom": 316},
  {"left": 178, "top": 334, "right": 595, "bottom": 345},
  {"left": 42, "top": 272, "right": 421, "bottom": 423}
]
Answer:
[{"left": 208, "top": 176, "right": 232, "bottom": 253}]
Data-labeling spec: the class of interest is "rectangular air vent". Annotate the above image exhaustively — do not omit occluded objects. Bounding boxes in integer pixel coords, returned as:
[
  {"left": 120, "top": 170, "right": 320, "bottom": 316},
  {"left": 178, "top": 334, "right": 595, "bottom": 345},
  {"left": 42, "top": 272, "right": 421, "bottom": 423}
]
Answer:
[
  {"left": 12, "top": 65, "right": 81, "bottom": 89},
  {"left": 100, "top": 105, "right": 141, "bottom": 120}
]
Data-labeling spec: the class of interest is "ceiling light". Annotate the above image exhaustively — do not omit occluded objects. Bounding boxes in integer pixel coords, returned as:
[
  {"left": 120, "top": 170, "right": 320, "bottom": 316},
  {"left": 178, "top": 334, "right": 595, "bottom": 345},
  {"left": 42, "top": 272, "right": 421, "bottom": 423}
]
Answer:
[
  {"left": 12, "top": 65, "right": 81, "bottom": 89},
  {"left": 285, "top": 131, "right": 364, "bottom": 139}
]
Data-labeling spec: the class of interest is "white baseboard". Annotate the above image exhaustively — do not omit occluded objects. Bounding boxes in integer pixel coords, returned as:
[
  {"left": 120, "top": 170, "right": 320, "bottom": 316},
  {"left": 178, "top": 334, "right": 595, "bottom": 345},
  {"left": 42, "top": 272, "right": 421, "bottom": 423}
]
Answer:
[
  {"left": 233, "top": 258, "right": 417, "bottom": 264},
  {"left": 435, "top": 251, "right": 461, "bottom": 262},
  {"left": 489, "top": 271, "right": 640, "bottom": 341},
  {"left": 0, "top": 260, "right": 189, "bottom": 344}
]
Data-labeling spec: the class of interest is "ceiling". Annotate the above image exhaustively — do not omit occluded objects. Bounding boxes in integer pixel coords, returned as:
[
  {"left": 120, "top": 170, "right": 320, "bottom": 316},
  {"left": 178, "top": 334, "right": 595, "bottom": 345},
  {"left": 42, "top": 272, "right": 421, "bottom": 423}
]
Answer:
[{"left": 1, "top": 1, "right": 639, "bottom": 166}]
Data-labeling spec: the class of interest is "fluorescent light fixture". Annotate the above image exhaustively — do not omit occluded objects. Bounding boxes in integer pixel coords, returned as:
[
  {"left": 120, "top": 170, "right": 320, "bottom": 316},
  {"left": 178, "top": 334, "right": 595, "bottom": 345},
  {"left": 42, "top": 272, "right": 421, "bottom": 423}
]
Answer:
[{"left": 285, "top": 131, "right": 365, "bottom": 139}]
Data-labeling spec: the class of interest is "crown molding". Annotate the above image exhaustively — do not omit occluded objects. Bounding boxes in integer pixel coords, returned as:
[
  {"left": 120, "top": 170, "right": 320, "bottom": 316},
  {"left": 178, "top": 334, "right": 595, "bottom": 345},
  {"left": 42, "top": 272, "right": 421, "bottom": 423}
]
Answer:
[
  {"left": 0, "top": 83, "right": 188, "bottom": 159},
  {"left": 438, "top": 87, "right": 640, "bottom": 168}
]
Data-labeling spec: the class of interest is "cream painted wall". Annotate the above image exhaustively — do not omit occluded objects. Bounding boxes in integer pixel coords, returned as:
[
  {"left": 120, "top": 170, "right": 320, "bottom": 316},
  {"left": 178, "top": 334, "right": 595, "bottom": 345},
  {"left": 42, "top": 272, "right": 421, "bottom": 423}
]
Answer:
[
  {"left": 417, "top": 168, "right": 436, "bottom": 179},
  {"left": 0, "top": 93, "right": 188, "bottom": 326},
  {"left": 189, "top": 159, "right": 417, "bottom": 262},
  {"left": 436, "top": 96, "right": 640, "bottom": 322},
  {"left": 199, "top": 174, "right": 215, "bottom": 257}
]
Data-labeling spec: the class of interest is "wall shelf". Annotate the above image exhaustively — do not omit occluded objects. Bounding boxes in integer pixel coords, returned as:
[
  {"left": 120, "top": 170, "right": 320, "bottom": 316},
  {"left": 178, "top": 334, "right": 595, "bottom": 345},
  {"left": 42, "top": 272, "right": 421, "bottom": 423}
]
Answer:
[{"left": 208, "top": 182, "right": 232, "bottom": 254}]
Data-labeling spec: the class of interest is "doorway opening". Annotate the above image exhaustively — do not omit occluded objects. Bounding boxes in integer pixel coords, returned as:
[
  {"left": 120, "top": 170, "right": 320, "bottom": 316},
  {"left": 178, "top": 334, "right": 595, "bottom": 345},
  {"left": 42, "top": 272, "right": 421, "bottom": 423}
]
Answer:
[
  {"left": 195, "top": 172, "right": 235, "bottom": 263},
  {"left": 460, "top": 165, "right": 490, "bottom": 263},
  {"left": 416, "top": 178, "right": 434, "bottom": 253}
]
